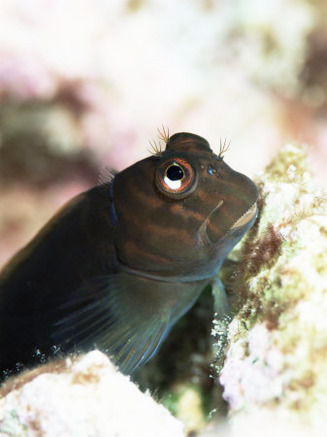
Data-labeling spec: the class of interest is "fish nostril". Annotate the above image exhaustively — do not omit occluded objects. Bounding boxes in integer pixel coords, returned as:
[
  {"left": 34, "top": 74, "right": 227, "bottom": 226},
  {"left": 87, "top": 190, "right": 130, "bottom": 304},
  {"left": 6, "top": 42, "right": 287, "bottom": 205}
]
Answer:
[{"left": 207, "top": 165, "right": 217, "bottom": 176}]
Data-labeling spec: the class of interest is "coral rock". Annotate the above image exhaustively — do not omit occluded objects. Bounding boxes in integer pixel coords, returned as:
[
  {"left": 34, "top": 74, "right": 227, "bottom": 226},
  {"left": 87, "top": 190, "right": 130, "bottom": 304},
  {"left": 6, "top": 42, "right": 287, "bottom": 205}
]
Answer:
[
  {"left": 0, "top": 351, "right": 185, "bottom": 437},
  {"left": 214, "top": 144, "right": 327, "bottom": 434}
]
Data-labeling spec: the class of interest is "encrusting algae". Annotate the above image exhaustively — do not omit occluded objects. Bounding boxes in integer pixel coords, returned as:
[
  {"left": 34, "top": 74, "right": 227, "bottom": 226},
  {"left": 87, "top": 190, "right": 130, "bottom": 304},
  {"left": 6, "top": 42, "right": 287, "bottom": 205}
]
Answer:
[{"left": 214, "top": 143, "right": 327, "bottom": 433}]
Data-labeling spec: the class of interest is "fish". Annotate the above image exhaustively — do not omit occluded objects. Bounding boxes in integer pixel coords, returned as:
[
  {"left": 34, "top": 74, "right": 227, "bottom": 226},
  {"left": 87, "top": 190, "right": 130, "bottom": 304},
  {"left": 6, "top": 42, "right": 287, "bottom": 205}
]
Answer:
[{"left": 0, "top": 131, "right": 258, "bottom": 378}]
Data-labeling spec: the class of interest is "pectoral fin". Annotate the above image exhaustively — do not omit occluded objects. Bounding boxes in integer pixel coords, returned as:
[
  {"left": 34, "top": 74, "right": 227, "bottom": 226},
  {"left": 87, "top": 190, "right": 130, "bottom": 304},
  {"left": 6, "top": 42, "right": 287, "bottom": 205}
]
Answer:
[
  {"left": 53, "top": 272, "right": 203, "bottom": 374},
  {"left": 211, "top": 276, "right": 230, "bottom": 319}
]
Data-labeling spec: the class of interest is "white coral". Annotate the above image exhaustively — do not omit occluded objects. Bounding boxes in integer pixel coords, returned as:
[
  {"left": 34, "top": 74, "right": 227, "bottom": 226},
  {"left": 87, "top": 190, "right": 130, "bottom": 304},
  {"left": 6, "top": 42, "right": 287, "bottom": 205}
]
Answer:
[{"left": 0, "top": 351, "right": 185, "bottom": 437}]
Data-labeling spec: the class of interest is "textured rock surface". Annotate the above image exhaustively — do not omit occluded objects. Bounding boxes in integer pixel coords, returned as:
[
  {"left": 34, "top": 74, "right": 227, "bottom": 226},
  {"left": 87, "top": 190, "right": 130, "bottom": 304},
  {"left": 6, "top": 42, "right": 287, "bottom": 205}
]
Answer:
[
  {"left": 0, "top": 351, "right": 185, "bottom": 437},
  {"left": 214, "top": 144, "right": 327, "bottom": 434}
]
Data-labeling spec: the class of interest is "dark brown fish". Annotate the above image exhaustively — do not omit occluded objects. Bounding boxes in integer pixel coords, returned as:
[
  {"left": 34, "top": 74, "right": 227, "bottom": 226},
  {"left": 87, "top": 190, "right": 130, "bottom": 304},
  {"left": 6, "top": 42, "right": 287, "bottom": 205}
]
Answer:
[{"left": 0, "top": 132, "right": 258, "bottom": 378}]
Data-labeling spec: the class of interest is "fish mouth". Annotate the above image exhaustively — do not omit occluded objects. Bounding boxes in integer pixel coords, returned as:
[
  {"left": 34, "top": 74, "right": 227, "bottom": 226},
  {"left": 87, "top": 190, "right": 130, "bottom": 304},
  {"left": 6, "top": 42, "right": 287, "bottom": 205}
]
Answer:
[
  {"left": 197, "top": 199, "right": 258, "bottom": 246},
  {"left": 230, "top": 202, "right": 258, "bottom": 230}
]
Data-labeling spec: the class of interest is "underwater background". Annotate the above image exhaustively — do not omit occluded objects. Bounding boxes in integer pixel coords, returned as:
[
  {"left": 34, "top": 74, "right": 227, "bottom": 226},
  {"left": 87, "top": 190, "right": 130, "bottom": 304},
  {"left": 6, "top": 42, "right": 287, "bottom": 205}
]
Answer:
[{"left": 1, "top": 1, "right": 327, "bottom": 436}]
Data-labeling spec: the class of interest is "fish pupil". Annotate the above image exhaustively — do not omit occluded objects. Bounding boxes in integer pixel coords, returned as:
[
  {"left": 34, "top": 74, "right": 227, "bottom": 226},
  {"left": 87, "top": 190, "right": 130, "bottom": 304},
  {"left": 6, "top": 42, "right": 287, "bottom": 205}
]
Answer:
[{"left": 166, "top": 164, "right": 184, "bottom": 181}]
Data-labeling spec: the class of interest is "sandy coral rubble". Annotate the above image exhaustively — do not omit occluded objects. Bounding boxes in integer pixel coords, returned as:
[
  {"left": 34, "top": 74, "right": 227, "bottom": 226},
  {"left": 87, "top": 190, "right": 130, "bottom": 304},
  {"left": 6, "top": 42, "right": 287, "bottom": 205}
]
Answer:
[{"left": 0, "top": 351, "right": 185, "bottom": 437}]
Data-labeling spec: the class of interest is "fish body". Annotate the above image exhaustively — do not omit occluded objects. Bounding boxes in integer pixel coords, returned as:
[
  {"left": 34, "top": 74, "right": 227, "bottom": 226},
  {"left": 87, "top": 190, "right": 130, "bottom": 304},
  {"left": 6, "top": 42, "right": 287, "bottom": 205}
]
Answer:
[{"left": 0, "top": 132, "right": 258, "bottom": 377}]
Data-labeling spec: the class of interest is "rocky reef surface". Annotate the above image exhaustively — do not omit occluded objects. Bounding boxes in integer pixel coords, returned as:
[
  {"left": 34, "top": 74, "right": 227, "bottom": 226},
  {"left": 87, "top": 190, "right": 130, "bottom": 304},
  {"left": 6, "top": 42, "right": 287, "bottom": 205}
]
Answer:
[
  {"left": 213, "top": 143, "right": 327, "bottom": 435},
  {"left": 0, "top": 351, "right": 185, "bottom": 437}
]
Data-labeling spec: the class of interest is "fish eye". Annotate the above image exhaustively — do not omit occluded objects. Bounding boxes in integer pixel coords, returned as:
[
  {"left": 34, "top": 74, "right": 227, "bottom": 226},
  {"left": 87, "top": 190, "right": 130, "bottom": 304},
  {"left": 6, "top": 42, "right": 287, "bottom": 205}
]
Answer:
[
  {"left": 165, "top": 164, "right": 184, "bottom": 189},
  {"left": 155, "top": 157, "right": 197, "bottom": 199}
]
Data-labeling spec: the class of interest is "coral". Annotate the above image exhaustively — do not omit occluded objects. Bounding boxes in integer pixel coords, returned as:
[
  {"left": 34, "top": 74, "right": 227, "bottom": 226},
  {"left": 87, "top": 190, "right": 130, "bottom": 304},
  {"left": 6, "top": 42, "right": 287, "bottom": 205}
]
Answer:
[
  {"left": 0, "top": 351, "right": 185, "bottom": 437},
  {"left": 220, "top": 0, "right": 315, "bottom": 98},
  {"left": 214, "top": 143, "right": 327, "bottom": 433}
]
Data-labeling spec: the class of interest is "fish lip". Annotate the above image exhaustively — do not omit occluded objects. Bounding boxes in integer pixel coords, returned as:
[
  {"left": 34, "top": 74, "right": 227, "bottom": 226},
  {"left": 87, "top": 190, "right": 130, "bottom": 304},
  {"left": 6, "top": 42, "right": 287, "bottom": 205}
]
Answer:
[{"left": 230, "top": 202, "right": 258, "bottom": 230}]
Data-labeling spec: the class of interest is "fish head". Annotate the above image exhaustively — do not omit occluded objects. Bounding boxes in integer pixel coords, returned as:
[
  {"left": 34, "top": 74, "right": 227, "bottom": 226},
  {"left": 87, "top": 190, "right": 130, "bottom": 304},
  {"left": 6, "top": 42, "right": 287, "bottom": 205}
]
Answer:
[{"left": 112, "top": 132, "right": 258, "bottom": 280}]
